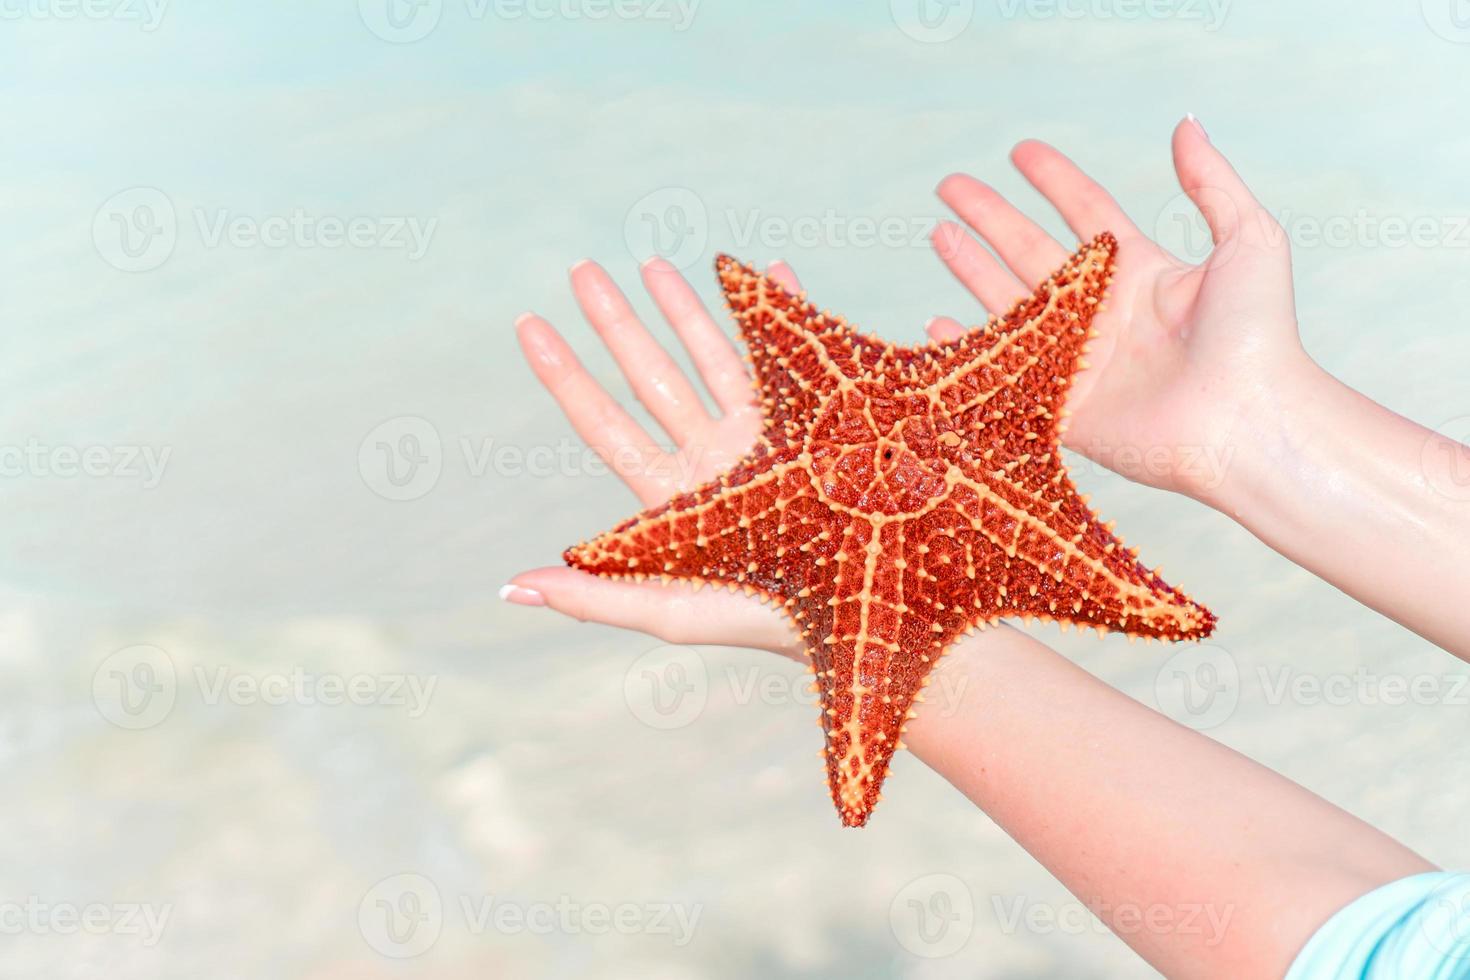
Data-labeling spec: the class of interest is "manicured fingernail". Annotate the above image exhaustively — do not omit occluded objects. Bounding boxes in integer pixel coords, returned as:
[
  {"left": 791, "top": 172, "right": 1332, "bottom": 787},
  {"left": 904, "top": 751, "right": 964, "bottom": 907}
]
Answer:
[
  {"left": 641, "top": 255, "right": 670, "bottom": 270},
  {"left": 569, "top": 258, "right": 593, "bottom": 275},
  {"left": 1186, "top": 112, "right": 1210, "bottom": 142},
  {"left": 499, "top": 584, "right": 546, "bottom": 606},
  {"left": 514, "top": 311, "right": 537, "bottom": 329}
]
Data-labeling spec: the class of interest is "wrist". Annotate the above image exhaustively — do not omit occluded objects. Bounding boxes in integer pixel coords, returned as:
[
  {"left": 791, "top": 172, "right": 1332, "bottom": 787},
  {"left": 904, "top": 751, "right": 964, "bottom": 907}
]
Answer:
[{"left": 1187, "top": 343, "right": 1336, "bottom": 516}]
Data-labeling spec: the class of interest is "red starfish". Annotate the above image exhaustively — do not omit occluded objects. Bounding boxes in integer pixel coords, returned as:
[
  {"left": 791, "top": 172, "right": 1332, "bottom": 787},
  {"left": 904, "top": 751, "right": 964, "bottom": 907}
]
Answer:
[{"left": 565, "top": 233, "right": 1215, "bottom": 826}]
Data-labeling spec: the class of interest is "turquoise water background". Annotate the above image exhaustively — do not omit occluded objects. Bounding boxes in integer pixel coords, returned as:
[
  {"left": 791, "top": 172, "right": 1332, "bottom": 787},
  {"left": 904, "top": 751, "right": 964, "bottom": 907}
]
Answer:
[{"left": 3, "top": 1, "right": 1470, "bottom": 976}]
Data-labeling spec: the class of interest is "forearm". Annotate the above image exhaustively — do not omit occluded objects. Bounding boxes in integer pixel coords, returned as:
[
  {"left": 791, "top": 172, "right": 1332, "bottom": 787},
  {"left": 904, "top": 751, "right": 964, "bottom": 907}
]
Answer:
[
  {"left": 1202, "top": 351, "right": 1470, "bottom": 660},
  {"left": 904, "top": 626, "right": 1433, "bottom": 979}
]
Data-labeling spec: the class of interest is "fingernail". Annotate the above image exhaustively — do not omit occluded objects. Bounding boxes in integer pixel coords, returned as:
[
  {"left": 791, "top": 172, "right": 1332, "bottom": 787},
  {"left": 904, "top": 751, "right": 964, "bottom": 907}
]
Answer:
[
  {"left": 641, "top": 255, "right": 670, "bottom": 271},
  {"left": 499, "top": 584, "right": 546, "bottom": 606},
  {"left": 514, "top": 311, "right": 537, "bottom": 329},
  {"left": 767, "top": 259, "right": 786, "bottom": 271},
  {"left": 569, "top": 258, "right": 593, "bottom": 275},
  {"left": 1185, "top": 112, "right": 1210, "bottom": 142}
]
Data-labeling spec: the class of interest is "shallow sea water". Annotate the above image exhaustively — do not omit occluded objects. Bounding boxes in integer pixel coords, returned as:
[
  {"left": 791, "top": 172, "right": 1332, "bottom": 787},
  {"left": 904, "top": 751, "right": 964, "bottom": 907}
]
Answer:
[{"left": 3, "top": 3, "right": 1470, "bottom": 977}]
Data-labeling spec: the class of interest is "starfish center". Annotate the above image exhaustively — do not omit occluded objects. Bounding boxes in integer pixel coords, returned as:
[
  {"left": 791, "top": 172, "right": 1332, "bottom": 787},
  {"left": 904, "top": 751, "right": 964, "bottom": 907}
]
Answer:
[{"left": 804, "top": 381, "right": 954, "bottom": 518}]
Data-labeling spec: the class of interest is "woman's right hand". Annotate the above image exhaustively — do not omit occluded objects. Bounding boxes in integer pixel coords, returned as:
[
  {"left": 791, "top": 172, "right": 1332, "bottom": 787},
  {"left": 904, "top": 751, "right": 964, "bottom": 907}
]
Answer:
[{"left": 505, "top": 256, "right": 811, "bottom": 660}]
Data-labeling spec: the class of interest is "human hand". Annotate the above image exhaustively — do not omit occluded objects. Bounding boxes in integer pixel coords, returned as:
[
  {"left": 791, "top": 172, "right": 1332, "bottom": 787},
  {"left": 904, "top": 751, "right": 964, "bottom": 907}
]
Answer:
[
  {"left": 925, "top": 116, "right": 1306, "bottom": 503},
  {"left": 505, "top": 257, "right": 811, "bottom": 659}
]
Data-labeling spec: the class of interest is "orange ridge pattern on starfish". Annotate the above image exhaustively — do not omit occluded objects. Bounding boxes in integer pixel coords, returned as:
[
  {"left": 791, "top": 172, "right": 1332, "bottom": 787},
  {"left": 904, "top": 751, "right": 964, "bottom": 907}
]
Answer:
[{"left": 565, "top": 233, "right": 1216, "bottom": 827}]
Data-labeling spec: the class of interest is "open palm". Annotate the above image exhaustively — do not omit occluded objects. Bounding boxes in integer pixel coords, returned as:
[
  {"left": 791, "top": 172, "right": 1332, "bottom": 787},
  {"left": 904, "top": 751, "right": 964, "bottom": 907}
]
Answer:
[{"left": 926, "top": 119, "right": 1301, "bottom": 498}]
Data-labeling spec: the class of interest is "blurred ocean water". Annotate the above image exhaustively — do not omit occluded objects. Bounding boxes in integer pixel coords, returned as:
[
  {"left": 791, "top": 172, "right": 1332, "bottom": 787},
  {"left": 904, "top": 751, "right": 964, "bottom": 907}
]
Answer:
[{"left": 2, "top": 2, "right": 1470, "bottom": 976}]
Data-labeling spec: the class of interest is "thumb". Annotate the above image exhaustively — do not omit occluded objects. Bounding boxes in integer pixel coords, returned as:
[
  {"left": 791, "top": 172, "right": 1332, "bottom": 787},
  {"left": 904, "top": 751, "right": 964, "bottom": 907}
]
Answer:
[{"left": 1171, "top": 115, "right": 1281, "bottom": 250}]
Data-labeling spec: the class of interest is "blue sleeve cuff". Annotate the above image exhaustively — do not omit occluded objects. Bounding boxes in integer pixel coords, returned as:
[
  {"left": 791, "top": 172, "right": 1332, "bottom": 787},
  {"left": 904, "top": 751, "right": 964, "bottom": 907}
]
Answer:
[{"left": 1285, "top": 871, "right": 1470, "bottom": 979}]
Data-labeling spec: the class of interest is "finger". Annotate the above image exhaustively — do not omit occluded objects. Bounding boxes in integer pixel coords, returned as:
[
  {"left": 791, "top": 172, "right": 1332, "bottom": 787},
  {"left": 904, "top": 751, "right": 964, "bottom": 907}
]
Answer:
[
  {"left": 764, "top": 259, "right": 802, "bottom": 295},
  {"left": 515, "top": 313, "right": 677, "bottom": 505},
  {"left": 507, "top": 566, "right": 802, "bottom": 657},
  {"left": 1170, "top": 115, "right": 1277, "bottom": 248},
  {"left": 640, "top": 257, "right": 755, "bottom": 418},
  {"left": 1010, "top": 139, "right": 1142, "bottom": 241},
  {"left": 931, "top": 221, "right": 1029, "bottom": 314},
  {"left": 925, "top": 315, "right": 968, "bottom": 344},
  {"left": 936, "top": 172, "right": 1069, "bottom": 287},
  {"left": 570, "top": 260, "right": 712, "bottom": 446}
]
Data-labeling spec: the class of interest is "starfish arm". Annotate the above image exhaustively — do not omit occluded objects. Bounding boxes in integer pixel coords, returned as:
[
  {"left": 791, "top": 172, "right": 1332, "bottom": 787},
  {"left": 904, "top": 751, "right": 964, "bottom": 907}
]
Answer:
[
  {"left": 716, "top": 256, "right": 910, "bottom": 449},
  {"left": 941, "top": 464, "right": 1215, "bottom": 640},
  {"left": 564, "top": 445, "right": 848, "bottom": 604},
  {"left": 921, "top": 233, "right": 1116, "bottom": 445}
]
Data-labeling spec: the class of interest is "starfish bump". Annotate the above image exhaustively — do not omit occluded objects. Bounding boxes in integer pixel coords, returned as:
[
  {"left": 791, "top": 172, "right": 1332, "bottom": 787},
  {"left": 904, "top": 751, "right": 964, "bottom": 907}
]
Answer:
[{"left": 565, "top": 233, "right": 1215, "bottom": 827}]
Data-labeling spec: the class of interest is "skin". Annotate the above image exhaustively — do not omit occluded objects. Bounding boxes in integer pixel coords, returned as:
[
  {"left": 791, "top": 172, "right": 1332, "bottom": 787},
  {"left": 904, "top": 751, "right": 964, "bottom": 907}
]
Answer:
[{"left": 504, "top": 117, "right": 1467, "bottom": 978}]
